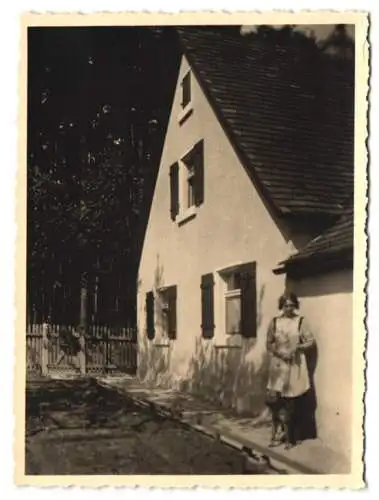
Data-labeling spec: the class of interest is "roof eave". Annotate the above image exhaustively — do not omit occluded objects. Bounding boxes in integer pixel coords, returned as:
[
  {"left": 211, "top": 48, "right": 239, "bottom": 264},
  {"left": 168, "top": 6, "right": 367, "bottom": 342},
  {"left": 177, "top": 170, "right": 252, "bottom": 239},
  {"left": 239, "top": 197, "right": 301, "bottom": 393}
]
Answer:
[{"left": 273, "top": 247, "right": 354, "bottom": 277}]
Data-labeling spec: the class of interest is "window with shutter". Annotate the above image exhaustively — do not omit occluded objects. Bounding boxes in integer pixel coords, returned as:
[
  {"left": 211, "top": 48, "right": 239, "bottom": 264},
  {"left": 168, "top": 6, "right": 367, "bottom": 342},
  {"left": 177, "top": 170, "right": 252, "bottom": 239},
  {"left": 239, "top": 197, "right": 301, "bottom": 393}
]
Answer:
[
  {"left": 146, "top": 291, "right": 155, "bottom": 340},
  {"left": 169, "top": 162, "right": 179, "bottom": 220},
  {"left": 218, "top": 262, "right": 257, "bottom": 338},
  {"left": 201, "top": 273, "right": 215, "bottom": 339},
  {"left": 194, "top": 140, "right": 204, "bottom": 206},
  {"left": 181, "top": 72, "right": 191, "bottom": 108},
  {"left": 181, "top": 140, "right": 204, "bottom": 211}
]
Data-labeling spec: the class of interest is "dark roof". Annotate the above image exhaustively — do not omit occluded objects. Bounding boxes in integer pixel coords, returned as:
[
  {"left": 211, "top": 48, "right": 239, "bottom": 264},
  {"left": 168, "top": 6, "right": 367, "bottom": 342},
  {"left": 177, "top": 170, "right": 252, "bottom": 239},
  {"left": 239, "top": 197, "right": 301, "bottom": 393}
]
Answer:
[
  {"left": 280, "top": 203, "right": 354, "bottom": 266},
  {"left": 177, "top": 27, "right": 354, "bottom": 216}
]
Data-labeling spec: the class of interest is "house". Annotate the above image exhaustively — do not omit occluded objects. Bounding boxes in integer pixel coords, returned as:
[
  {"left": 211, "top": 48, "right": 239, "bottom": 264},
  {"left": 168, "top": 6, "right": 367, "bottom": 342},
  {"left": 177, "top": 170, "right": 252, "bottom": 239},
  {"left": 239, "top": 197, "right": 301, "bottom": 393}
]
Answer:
[
  {"left": 275, "top": 202, "right": 354, "bottom": 459},
  {"left": 137, "top": 27, "right": 355, "bottom": 463}
]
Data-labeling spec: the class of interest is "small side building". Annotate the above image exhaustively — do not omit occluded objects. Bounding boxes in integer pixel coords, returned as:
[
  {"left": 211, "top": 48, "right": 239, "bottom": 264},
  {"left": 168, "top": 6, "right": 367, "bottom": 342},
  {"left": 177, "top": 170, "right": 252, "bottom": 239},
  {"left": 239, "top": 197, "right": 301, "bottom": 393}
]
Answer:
[{"left": 275, "top": 203, "right": 354, "bottom": 462}]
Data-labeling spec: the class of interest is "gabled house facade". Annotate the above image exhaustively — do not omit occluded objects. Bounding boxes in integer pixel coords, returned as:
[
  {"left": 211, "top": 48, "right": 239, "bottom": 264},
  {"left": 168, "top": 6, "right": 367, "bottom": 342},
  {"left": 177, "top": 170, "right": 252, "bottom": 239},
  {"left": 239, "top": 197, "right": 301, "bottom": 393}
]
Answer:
[{"left": 137, "top": 28, "right": 355, "bottom": 464}]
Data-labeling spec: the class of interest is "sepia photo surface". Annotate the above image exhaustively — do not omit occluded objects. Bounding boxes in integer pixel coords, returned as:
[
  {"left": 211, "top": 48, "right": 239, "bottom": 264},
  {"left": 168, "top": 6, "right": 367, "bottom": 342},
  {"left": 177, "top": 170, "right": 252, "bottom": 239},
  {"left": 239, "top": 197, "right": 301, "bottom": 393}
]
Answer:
[{"left": 15, "top": 11, "right": 368, "bottom": 489}]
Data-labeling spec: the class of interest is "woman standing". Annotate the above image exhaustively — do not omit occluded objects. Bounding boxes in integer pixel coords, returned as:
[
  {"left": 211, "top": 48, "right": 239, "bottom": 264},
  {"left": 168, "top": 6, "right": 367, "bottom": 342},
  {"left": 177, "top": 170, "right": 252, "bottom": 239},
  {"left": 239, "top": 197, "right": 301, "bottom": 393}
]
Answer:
[{"left": 265, "top": 292, "right": 315, "bottom": 449}]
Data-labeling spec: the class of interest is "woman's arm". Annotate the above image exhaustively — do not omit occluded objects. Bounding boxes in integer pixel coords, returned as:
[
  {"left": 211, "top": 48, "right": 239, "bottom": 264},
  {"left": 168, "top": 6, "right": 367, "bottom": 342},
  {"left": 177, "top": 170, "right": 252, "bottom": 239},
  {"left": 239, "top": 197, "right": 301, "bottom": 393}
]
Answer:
[
  {"left": 266, "top": 319, "right": 292, "bottom": 361},
  {"left": 298, "top": 317, "right": 315, "bottom": 351},
  {"left": 266, "top": 319, "right": 276, "bottom": 354}
]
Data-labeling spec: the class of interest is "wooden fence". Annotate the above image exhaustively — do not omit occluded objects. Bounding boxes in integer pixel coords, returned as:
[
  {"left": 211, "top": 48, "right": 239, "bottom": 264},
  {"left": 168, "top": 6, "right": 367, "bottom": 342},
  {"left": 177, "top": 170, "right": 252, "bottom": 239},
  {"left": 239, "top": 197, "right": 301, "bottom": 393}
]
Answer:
[
  {"left": 26, "top": 323, "right": 137, "bottom": 377},
  {"left": 26, "top": 324, "right": 44, "bottom": 374}
]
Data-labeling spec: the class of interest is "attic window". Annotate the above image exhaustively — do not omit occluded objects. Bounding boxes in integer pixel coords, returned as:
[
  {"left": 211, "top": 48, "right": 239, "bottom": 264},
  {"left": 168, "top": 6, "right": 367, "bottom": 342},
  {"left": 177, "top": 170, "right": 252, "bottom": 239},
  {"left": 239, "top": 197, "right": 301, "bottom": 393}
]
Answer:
[
  {"left": 181, "top": 72, "right": 191, "bottom": 108},
  {"left": 182, "top": 140, "right": 204, "bottom": 210}
]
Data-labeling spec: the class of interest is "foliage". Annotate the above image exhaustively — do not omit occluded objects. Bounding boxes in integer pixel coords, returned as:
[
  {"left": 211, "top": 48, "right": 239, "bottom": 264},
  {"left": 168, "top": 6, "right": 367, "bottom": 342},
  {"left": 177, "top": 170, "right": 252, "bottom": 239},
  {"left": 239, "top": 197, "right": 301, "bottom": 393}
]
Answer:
[{"left": 27, "top": 27, "right": 180, "bottom": 324}]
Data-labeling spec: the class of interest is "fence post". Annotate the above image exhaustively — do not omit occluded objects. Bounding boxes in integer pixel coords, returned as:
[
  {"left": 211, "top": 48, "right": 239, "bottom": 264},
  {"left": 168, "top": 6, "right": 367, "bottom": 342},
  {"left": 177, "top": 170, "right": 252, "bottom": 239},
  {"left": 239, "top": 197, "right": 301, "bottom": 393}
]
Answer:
[
  {"left": 41, "top": 323, "right": 49, "bottom": 376},
  {"left": 78, "top": 328, "right": 86, "bottom": 375}
]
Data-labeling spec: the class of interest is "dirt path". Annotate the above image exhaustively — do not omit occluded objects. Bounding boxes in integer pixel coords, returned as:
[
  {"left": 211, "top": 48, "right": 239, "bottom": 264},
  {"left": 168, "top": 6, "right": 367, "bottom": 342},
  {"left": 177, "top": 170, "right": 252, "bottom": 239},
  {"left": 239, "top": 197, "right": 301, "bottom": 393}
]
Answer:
[{"left": 25, "top": 378, "right": 280, "bottom": 475}]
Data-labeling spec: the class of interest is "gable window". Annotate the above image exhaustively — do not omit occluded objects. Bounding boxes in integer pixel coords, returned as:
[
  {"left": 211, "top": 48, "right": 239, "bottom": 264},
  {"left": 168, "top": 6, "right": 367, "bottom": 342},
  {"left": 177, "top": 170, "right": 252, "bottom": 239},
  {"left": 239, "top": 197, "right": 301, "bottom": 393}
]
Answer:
[
  {"left": 182, "top": 141, "right": 204, "bottom": 217},
  {"left": 178, "top": 71, "right": 194, "bottom": 125},
  {"left": 181, "top": 71, "right": 191, "bottom": 109},
  {"left": 170, "top": 141, "right": 204, "bottom": 224}
]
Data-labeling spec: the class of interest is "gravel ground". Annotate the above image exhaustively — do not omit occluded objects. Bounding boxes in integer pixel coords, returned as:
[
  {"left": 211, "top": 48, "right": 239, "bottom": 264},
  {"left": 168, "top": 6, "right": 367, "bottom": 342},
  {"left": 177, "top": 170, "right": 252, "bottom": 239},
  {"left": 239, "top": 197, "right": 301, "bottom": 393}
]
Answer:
[{"left": 25, "top": 378, "right": 281, "bottom": 475}]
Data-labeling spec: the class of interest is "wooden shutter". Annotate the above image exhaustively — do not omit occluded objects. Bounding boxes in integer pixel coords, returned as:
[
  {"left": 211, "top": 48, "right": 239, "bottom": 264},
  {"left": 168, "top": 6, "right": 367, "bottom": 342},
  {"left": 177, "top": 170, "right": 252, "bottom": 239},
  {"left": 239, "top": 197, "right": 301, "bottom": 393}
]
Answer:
[
  {"left": 146, "top": 291, "right": 155, "bottom": 339},
  {"left": 181, "top": 72, "right": 191, "bottom": 108},
  {"left": 201, "top": 273, "right": 214, "bottom": 338},
  {"left": 240, "top": 262, "right": 257, "bottom": 338},
  {"left": 167, "top": 285, "right": 177, "bottom": 340},
  {"left": 169, "top": 162, "right": 179, "bottom": 220},
  {"left": 194, "top": 141, "right": 204, "bottom": 206}
]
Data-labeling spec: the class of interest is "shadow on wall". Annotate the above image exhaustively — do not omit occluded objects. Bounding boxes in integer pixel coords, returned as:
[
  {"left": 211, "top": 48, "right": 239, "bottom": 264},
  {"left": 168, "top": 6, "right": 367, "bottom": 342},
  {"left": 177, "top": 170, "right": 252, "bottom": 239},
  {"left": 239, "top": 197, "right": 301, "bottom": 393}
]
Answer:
[
  {"left": 138, "top": 333, "right": 173, "bottom": 388},
  {"left": 300, "top": 342, "right": 318, "bottom": 440},
  {"left": 138, "top": 330, "right": 270, "bottom": 414},
  {"left": 138, "top": 254, "right": 174, "bottom": 388},
  {"left": 183, "top": 336, "right": 270, "bottom": 417},
  {"left": 153, "top": 254, "right": 168, "bottom": 337},
  {"left": 139, "top": 280, "right": 271, "bottom": 416},
  {"left": 182, "top": 284, "right": 269, "bottom": 416},
  {"left": 288, "top": 270, "right": 353, "bottom": 298},
  {"left": 138, "top": 263, "right": 276, "bottom": 417}
]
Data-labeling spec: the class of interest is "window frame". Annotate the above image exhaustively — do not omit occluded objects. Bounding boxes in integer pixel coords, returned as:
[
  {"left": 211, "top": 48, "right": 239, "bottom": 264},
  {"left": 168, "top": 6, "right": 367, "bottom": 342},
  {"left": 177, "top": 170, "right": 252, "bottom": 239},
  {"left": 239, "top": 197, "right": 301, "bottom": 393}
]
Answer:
[
  {"left": 215, "top": 261, "right": 257, "bottom": 343},
  {"left": 176, "top": 140, "right": 204, "bottom": 224},
  {"left": 156, "top": 284, "right": 177, "bottom": 340},
  {"left": 186, "top": 162, "right": 196, "bottom": 209},
  {"left": 224, "top": 271, "right": 242, "bottom": 336}
]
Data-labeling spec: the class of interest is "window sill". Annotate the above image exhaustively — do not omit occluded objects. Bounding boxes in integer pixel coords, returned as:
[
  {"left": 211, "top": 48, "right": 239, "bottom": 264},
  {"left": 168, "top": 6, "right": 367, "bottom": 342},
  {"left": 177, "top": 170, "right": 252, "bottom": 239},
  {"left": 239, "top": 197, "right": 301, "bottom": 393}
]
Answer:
[
  {"left": 177, "top": 206, "right": 197, "bottom": 226},
  {"left": 178, "top": 104, "right": 193, "bottom": 125},
  {"left": 214, "top": 334, "right": 243, "bottom": 349},
  {"left": 153, "top": 339, "right": 171, "bottom": 348},
  {"left": 213, "top": 344, "right": 242, "bottom": 350}
]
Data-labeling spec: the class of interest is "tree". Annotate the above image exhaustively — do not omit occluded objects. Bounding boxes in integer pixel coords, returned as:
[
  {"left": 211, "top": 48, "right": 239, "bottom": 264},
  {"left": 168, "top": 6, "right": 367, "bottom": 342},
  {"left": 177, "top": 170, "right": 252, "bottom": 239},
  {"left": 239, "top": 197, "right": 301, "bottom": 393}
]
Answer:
[
  {"left": 242, "top": 24, "right": 355, "bottom": 62},
  {"left": 27, "top": 26, "right": 180, "bottom": 326},
  {"left": 319, "top": 24, "right": 355, "bottom": 60}
]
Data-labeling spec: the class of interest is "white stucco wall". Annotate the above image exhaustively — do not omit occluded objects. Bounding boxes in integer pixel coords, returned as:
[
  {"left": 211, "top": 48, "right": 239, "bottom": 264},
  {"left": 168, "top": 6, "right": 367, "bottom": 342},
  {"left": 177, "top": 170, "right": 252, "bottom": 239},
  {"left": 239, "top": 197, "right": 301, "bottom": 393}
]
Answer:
[
  {"left": 137, "top": 55, "right": 306, "bottom": 413},
  {"left": 288, "top": 269, "right": 353, "bottom": 465}
]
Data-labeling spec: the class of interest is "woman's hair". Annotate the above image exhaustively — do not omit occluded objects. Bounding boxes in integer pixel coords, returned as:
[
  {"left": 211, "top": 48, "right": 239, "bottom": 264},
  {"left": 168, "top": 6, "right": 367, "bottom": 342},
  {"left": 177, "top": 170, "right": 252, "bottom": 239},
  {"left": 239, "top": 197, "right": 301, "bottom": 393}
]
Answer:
[{"left": 278, "top": 291, "right": 300, "bottom": 310}]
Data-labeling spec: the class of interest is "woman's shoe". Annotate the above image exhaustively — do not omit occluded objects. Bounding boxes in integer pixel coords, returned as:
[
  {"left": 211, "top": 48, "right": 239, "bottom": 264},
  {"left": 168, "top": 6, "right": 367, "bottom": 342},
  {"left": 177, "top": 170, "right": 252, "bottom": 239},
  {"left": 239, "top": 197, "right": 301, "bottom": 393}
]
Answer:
[
  {"left": 284, "top": 442, "right": 295, "bottom": 450},
  {"left": 269, "top": 439, "right": 282, "bottom": 448}
]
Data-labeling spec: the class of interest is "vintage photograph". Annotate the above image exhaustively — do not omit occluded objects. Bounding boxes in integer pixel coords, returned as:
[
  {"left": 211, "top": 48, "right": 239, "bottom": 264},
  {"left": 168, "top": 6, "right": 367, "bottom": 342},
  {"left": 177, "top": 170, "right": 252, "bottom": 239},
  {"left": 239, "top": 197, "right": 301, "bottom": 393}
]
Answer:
[{"left": 19, "top": 13, "right": 367, "bottom": 486}]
